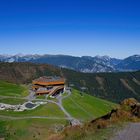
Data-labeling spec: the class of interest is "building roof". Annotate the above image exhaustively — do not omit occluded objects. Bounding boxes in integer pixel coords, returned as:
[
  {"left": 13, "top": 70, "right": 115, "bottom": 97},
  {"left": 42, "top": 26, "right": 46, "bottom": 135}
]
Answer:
[{"left": 32, "top": 76, "right": 65, "bottom": 86}]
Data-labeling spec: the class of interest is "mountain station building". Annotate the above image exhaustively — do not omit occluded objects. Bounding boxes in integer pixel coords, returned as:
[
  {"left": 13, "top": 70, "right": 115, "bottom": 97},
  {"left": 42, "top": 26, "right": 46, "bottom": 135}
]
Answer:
[{"left": 32, "top": 76, "right": 65, "bottom": 97}]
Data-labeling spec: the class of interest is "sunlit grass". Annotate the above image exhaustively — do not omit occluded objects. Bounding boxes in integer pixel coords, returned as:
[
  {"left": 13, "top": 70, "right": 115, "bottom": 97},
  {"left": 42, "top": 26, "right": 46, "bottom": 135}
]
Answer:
[
  {"left": 0, "top": 81, "right": 28, "bottom": 97},
  {"left": 63, "top": 89, "right": 117, "bottom": 121}
]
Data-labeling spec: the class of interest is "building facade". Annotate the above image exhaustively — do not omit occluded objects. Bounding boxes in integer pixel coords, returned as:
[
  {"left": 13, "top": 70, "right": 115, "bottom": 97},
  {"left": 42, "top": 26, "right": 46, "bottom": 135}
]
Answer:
[{"left": 32, "top": 76, "right": 65, "bottom": 97}]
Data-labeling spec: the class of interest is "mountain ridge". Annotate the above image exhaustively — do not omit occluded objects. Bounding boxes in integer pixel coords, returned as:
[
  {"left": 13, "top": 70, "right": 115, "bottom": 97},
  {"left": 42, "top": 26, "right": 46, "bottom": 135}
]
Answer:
[{"left": 0, "top": 54, "right": 139, "bottom": 73}]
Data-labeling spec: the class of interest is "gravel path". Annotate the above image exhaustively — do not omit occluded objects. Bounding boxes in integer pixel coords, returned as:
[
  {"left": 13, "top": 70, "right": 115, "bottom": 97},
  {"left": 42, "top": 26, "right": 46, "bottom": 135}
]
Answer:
[
  {"left": 57, "top": 90, "right": 73, "bottom": 120},
  {"left": 111, "top": 123, "right": 140, "bottom": 140}
]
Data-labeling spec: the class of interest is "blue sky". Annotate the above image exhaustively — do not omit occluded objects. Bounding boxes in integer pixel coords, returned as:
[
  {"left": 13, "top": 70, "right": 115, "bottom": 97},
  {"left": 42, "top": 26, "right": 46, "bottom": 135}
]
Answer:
[{"left": 0, "top": 0, "right": 140, "bottom": 58}]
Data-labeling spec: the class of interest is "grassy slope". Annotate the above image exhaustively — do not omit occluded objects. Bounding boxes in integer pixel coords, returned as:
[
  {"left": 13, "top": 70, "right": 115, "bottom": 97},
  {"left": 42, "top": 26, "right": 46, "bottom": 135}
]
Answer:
[
  {"left": 0, "top": 81, "right": 65, "bottom": 117},
  {"left": 0, "top": 81, "right": 116, "bottom": 121},
  {"left": 0, "top": 98, "right": 26, "bottom": 105},
  {"left": 63, "top": 89, "right": 117, "bottom": 121},
  {"left": 0, "top": 119, "right": 68, "bottom": 140},
  {"left": 0, "top": 80, "right": 117, "bottom": 140},
  {"left": 0, "top": 81, "right": 28, "bottom": 97},
  {"left": 0, "top": 81, "right": 67, "bottom": 140},
  {"left": 0, "top": 103, "right": 65, "bottom": 117}
]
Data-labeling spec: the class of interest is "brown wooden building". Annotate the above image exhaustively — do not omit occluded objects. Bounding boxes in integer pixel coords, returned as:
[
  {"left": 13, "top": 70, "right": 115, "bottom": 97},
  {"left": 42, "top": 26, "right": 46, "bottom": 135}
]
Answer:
[{"left": 32, "top": 76, "right": 65, "bottom": 96}]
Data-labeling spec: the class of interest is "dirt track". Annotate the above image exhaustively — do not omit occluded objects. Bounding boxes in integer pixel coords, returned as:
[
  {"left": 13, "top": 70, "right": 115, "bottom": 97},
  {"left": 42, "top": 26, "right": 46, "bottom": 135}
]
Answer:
[{"left": 111, "top": 123, "right": 140, "bottom": 140}]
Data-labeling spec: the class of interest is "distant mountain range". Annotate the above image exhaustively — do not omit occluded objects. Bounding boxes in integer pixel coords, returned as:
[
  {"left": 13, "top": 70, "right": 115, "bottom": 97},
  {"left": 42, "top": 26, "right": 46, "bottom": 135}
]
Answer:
[{"left": 0, "top": 54, "right": 140, "bottom": 73}]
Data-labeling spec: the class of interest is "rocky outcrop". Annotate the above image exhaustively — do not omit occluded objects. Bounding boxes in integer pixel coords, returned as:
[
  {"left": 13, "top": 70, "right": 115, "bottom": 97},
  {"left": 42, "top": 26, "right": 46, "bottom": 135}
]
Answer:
[
  {"left": 121, "top": 98, "right": 138, "bottom": 106},
  {"left": 90, "top": 98, "right": 140, "bottom": 129},
  {"left": 131, "top": 104, "right": 140, "bottom": 117},
  {"left": 121, "top": 98, "right": 140, "bottom": 118}
]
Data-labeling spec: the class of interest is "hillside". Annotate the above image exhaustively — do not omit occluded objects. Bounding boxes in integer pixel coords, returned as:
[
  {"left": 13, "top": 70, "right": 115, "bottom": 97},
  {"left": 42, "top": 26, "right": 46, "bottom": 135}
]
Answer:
[
  {"left": 0, "top": 62, "right": 140, "bottom": 103},
  {"left": 0, "top": 81, "right": 116, "bottom": 140},
  {"left": 0, "top": 63, "right": 139, "bottom": 140},
  {"left": 0, "top": 83, "right": 116, "bottom": 120},
  {"left": 62, "top": 69, "right": 140, "bottom": 103},
  {"left": 54, "top": 98, "right": 140, "bottom": 140},
  {"left": 62, "top": 89, "right": 116, "bottom": 121},
  {"left": 0, "top": 81, "right": 28, "bottom": 97}
]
